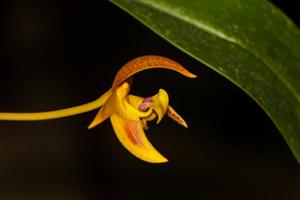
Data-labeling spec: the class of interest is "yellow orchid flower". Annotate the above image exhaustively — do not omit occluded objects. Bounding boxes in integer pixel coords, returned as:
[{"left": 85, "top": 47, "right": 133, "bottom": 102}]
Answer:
[{"left": 0, "top": 55, "right": 196, "bottom": 163}]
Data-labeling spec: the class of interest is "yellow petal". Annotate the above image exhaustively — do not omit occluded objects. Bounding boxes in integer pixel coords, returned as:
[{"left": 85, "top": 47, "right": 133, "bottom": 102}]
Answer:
[
  {"left": 110, "top": 114, "right": 168, "bottom": 163},
  {"left": 89, "top": 82, "right": 153, "bottom": 129},
  {"left": 167, "top": 105, "right": 188, "bottom": 128},
  {"left": 141, "top": 119, "right": 149, "bottom": 130},
  {"left": 150, "top": 89, "right": 169, "bottom": 124},
  {"left": 89, "top": 82, "right": 133, "bottom": 129},
  {"left": 128, "top": 95, "right": 144, "bottom": 108},
  {"left": 88, "top": 89, "right": 113, "bottom": 129},
  {"left": 88, "top": 106, "right": 112, "bottom": 129},
  {"left": 144, "top": 112, "right": 157, "bottom": 122}
]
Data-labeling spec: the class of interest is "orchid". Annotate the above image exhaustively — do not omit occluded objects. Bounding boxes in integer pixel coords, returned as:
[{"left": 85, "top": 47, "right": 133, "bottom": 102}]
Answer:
[{"left": 0, "top": 55, "right": 196, "bottom": 163}]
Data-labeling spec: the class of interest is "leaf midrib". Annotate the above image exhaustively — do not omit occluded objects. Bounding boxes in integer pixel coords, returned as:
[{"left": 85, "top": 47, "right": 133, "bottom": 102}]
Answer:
[{"left": 122, "top": 0, "right": 300, "bottom": 103}]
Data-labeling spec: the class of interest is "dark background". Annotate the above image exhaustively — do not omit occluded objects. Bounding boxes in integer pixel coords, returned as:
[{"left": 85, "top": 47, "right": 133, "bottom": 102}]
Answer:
[{"left": 1, "top": 0, "right": 300, "bottom": 199}]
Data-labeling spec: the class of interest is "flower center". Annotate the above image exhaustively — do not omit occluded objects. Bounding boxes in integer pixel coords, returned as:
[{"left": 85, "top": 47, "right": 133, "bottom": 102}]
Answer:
[{"left": 138, "top": 97, "right": 152, "bottom": 111}]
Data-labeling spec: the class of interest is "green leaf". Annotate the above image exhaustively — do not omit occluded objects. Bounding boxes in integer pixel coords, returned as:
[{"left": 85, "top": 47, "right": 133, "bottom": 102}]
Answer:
[{"left": 109, "top": 0, "right": 300, "bottom": 163}]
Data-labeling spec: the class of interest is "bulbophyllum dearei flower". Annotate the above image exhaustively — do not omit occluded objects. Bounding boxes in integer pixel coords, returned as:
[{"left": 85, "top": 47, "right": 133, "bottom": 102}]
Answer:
[{"left": 0, "top": 55, "right": 196, "bottom": 163}]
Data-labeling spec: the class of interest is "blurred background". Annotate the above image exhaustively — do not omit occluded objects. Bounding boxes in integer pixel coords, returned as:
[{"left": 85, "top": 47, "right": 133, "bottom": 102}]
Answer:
[{"left": 1, "top": 0, "right": 300, "bottom": 199}]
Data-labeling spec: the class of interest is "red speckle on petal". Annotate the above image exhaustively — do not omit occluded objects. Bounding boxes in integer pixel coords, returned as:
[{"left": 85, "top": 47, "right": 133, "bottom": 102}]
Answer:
[{"left": 124, "top": 124, "right": 138, "bottom": 146}]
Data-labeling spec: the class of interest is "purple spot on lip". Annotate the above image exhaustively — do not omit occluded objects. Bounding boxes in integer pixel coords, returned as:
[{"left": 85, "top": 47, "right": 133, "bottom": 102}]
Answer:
[
  {"left": 138, "top": 103, "right": 149, "bottom": 111},
  {"left": 138, "top": 97, "right": 152, "bottom": 111},
  {"left": 143, "top": 97, "right": 152, "bottom": 103}
]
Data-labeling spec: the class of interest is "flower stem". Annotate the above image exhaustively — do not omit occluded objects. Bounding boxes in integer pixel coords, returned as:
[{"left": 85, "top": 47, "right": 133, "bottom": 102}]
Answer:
[{"left": 0, "top": 89, "right": 111, "bottom": 121}]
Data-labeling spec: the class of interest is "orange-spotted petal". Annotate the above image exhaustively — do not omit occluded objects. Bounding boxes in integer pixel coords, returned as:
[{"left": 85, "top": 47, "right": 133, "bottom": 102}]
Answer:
[
  {"left": 167, "top": 105, "right": 188, "bottom": 128},
  {"left": 110, "top": 113, "right": 168, "bottom": 163},
  {"left": 112, "top": 55, "right": 197, "bottom": 89}
]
